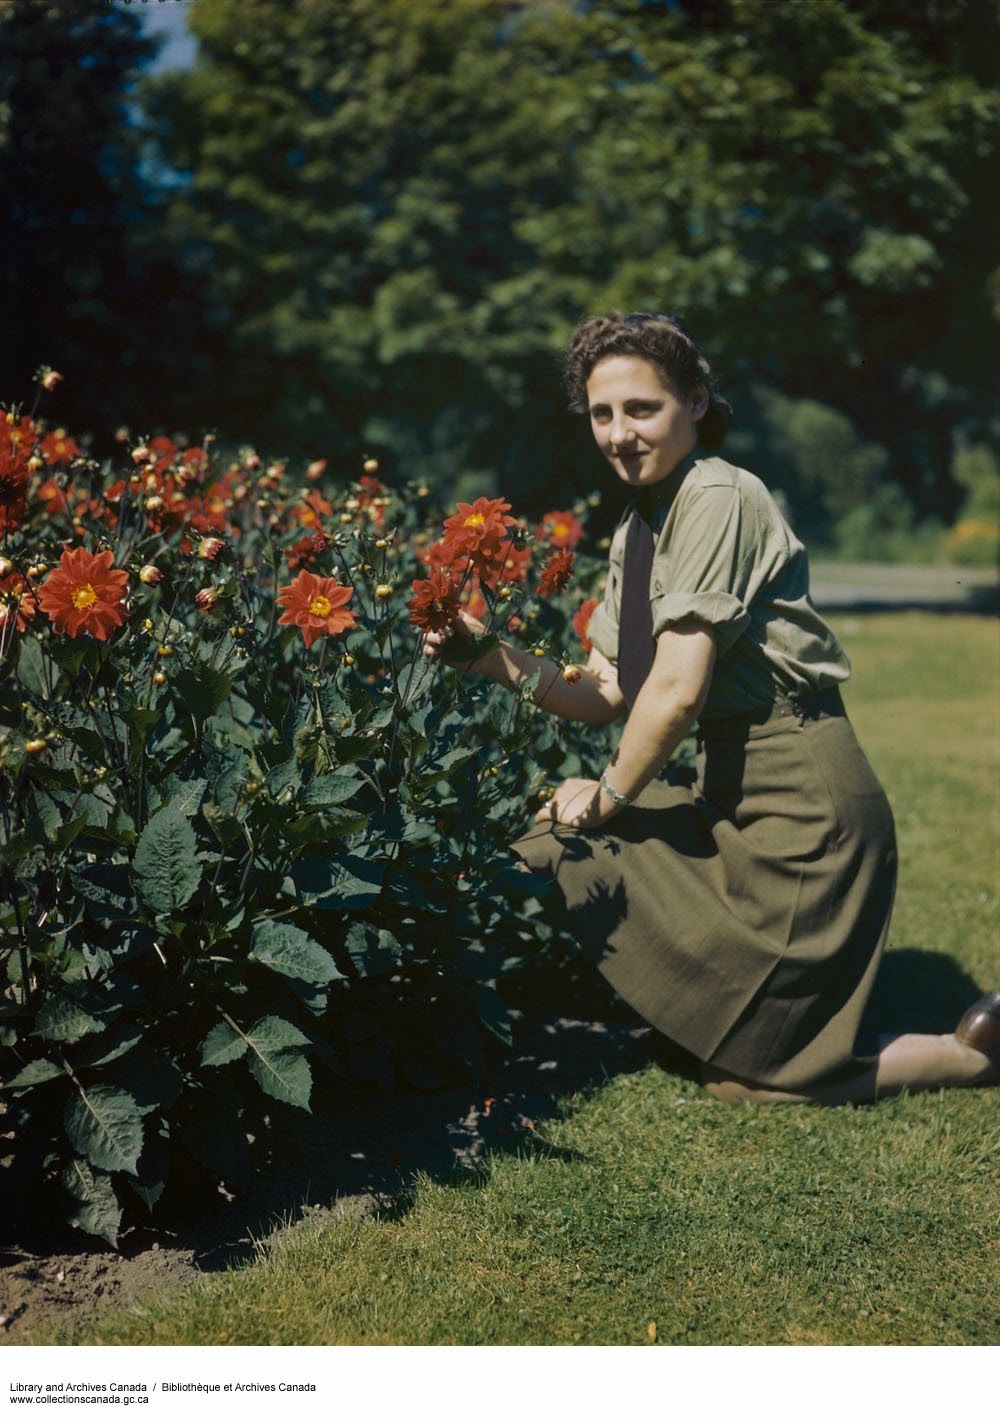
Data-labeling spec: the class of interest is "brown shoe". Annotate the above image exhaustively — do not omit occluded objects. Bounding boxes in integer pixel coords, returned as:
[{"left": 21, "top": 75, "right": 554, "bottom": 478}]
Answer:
[{"left": 955, "top": 991, "right": 1000, "bottom": 1069}]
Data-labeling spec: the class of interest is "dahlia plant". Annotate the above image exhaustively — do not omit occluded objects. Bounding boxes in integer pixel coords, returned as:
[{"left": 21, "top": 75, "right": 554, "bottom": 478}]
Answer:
[{"left": 0, "top": 385, "right": 612, "bottom": 1245}]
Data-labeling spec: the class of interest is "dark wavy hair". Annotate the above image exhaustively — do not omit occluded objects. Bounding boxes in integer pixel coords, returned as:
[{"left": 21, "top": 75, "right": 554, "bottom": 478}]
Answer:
[{"left": 563, "top": 311, "right": 732, "bottom": 453}]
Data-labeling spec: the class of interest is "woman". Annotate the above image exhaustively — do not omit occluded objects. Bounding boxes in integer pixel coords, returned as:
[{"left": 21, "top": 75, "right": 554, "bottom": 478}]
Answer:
[{"left": 427, "top": 311, "right": 999, "bottom": 1104}]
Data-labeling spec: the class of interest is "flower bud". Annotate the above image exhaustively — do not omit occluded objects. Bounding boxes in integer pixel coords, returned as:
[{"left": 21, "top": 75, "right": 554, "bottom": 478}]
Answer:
[
  {"left": 197, "top": 536, "right": 225, "bottom": 562},
  {"left": 562, "top": 664, "right": 583, "bottom": 684},
  {"left": 25, "top": 738, "right": 48, "bottom": 754},
  {"left": 145, "top": 495, "right": 164, "bottom": 512},
  {"left": 0, "top": 557, "right": 12, "bottom": 578},
  {"left": 139, "top": 564, "right": 162, "bottom": 585},
  {"left": 39, "top": 368, "right": 63, "bottom": 392},
  {"left": 152, "top": 671, "right": 167, "bottom": 687},
  {"left": 375, "top": 584, "right": 392, "bottom": 600},
  {"left": 363, "top": 457, "right": 379, "bottom": 474},
  {"left": 132, "top": 444, "right": 150, "bottom": 464},
  {"left": 307, "top": 459, "right": 326, "bottom": 480},
  {"left": 157, "top": 644, "right": 174, "bottom": 658},
  {"left": 194, "top": 587, "right": 219, "bottom": 612}
]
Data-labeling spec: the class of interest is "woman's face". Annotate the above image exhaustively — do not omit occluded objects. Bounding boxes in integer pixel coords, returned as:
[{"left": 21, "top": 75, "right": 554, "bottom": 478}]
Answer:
[{"left": 585, "top": 355, "right": 707, "bottom": 490}]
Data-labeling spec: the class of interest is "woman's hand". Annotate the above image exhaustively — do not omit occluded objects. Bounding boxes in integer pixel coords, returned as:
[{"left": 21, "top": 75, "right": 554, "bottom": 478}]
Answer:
[
  {"left": 534, "top": 777, "right": 618, "bottom": 829},
  {"left": 422, "top": 609, "right": 486, "bottom": 665}
]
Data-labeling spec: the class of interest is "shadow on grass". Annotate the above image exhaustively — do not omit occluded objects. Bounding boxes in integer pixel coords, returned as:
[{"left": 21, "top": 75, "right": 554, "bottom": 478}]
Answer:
[
  {"left": 1, "top": 968, "right": 666, "bottom": 1287},
  {"left": 3, "top": 945, "right": 986, "bottom": 1311},
  {"left": 856, "top": 946, "right": 989, "bottom": 1048}
]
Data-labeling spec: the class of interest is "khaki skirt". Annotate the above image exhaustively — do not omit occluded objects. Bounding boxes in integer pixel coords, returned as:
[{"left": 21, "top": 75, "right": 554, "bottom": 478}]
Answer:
[{"left": 514, "top": 690, "right": 897, "bottom": 1092}]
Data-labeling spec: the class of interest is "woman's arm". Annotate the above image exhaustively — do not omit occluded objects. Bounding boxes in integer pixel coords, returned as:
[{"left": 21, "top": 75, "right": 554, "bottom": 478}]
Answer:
[
  {"left": 424, "top": 613, "right": 626, "bottom": 726},
  {"left": 535, "top": 621, "right": 716, "bottom": 828}
]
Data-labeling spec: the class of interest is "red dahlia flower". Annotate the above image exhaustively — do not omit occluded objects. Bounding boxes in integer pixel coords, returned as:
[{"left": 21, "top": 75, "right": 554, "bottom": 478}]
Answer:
[
  {"left": 36, "top": 547, "right": 130, "bottom": 641},
  {"left": 572, "top": 596, "right": 599, "bottom": 653},
  {"left": 537, "top": 509, "right": 583, "bottom": 550},
  {"left": 0, "top": 570, "right": 38, "bottom": 634},
  {"left": 293, "top": 491, "right": 333, "bottom": 531},
  {"left": 537, "top": 549, "right": 575, "bottom": 598},
  {"left": 40, "top": 429, "right": 80, "bottom": 467},
  {"left": 284, "top": 535, "right": 321, "bottom": 571},
  {"left": 440, "top": 497, "right": 517, "bottom": 562},
  {"left": 407, "top": 570, "right": 463, "bottom": 633},
  {"left": 276, "top": 571, "right": 356, "bottom": 649}
]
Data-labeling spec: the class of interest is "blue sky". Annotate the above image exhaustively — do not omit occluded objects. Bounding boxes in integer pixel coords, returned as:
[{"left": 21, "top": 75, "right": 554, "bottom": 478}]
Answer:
[{"left": 132, "top": 0, "right": 199, "bottom": 72}]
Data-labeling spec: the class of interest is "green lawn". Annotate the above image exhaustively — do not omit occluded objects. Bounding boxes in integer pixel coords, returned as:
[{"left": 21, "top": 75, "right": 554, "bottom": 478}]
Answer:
[{"left": 39, "top": 613, "right": 1000, "bottom": 1346}]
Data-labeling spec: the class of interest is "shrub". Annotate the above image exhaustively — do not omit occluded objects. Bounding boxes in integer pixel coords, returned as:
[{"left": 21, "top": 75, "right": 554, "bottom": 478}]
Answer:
[{"left": 0, "top": 386, "right": 613, "bottom": 1245}]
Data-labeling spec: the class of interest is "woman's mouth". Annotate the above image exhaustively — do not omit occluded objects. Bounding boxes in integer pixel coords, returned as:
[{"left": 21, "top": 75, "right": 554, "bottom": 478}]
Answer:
[{"left": 616, "top": 450, "right": 645, "bottom": 472}]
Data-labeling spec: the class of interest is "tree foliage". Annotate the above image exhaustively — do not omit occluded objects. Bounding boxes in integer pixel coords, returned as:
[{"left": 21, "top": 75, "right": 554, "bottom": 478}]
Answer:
[
  {"left": 5, "top": 0, "right": 998, "bottom": 531},
  {"left": 0, "top": 0, "right": 199, "bottom": 444}
]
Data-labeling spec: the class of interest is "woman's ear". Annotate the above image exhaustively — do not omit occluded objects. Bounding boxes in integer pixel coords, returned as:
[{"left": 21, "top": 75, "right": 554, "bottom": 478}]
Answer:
[{"left": 691, "top": 386, "right": 710, "bottom": 421}]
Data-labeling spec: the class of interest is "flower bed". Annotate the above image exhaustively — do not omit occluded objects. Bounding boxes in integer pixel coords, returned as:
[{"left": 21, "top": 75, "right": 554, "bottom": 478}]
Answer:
[{"left": 0, "top": 378, "right": 613, "bottom": 1246}]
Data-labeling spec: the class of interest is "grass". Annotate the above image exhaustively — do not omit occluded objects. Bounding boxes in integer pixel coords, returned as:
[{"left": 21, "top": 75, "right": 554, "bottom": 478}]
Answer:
[{"left": 34, "top": 613, "right": 1000, "bottom": 1346}]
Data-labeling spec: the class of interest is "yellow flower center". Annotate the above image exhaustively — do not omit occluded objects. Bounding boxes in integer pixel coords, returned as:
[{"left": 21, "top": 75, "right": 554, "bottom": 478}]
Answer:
[
  {"left": 309, "top": 594, "right": 332, "bottom": 618},
  {"left": 554, "top": 521, "right": 569, "bottom": 537},
  {"left": 72, "top": 584, "right": 98, "bottom": 610},
  {"left": 463, "top": 513, "right": 486, "bottom": 528}
]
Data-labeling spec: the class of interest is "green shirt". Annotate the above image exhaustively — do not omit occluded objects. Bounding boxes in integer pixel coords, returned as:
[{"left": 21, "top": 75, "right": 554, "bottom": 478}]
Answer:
[{"left": 586, "top": 455, "right": 851, "bottom": 719}]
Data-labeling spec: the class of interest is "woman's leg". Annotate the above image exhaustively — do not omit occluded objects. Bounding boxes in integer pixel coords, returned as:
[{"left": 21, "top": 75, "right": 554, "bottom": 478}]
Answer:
[{"left": 701, "top": 1034, "right": 997, "bottom": 1106}]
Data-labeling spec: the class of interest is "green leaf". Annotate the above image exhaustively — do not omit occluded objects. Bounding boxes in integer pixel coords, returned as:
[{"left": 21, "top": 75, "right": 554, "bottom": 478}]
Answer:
[
  {"left": 164, "top": 776, "right": 208, "bottom": 816},
  {"left": 244, "top": 1015, "right": 312, "bottom": 1110},
  {"left": 123, "top": 703, "right": 160, "bottom": 748},
  {"left": 34, "top": 991, "right": 105, "bottom": 1044},
  {"left": 291, "top": 853, "right": 384, "bottom": 909},
  {"left": 250, "top": 920, "right": 342, "bottom": 984},
  {"left": 16, "top": 635, "right": 55, "bottom": 697},
  {"left": 300, "top": 772, "right": 363, "bottom": 808},
  {"left": 64, "top": 1083, "right": 144, "bottom": 1175},
  {"left": 200, "top": 1020, "right": 249, "bottom": 1067},
  {"left": 74, "top": 1024, "right": 145, "bottom": 1069},
  {"left": 133, "top": 806, "right": 202, "bottom": 913},
  {"left": 127, "top": 1129, "right": 170, "bottom": 1213},
  {"left": 70, "top": 863, "right": 138, "bottom": 924},
  {"left": 265, "top": 756, "right": 298, "bottom": 796},
  {"left": 7, "top": 1057, "right": 63, "bottom": 1088},
  {"left": 345, "top": 922, "right": 403, "bottom": 977},
  {"left": 202, "top": 741, "right": 247, "bottom": 811},
  {"left": 173, "top": 665, "right": 233, "bottom": 724},
  {"left": 101, "top": 1044, "right": 183, "bottom": 1116},
  {"left": 62, "top": 1159, "right": 122, "bottom": 1248}
]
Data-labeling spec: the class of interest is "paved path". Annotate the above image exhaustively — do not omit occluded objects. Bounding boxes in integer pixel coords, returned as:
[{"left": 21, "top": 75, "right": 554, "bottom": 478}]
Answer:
[{"left": 809, "top": 560, "right": 997, "bottom": 612}]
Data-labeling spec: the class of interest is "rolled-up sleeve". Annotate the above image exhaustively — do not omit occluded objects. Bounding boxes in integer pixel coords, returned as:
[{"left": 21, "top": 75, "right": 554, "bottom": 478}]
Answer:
[{"left": 649, "top": 486, "right": 753, "bottom": 657}]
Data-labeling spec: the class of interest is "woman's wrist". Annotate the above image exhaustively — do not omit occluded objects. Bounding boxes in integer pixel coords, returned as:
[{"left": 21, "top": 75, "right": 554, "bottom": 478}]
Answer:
[{"left": 599, "top": 769, "right": 632, "bottom": 809}]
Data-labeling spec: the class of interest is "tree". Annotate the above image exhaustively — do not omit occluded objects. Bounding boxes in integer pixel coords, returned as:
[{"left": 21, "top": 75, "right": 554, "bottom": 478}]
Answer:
[{"left": 0, "top": 0, "right": 175, "bottom": 440}]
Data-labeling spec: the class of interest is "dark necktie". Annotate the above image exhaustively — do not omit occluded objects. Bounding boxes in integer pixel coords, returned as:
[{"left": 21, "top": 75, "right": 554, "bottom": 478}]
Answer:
[{"left": 617, "top": 492, "right": 656, "bottom": 708}]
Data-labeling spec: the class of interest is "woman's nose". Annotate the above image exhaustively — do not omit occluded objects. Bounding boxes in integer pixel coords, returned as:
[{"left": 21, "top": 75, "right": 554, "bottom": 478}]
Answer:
[{"left": 610, "top": 412, "right": 635, "bottom": 447}]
